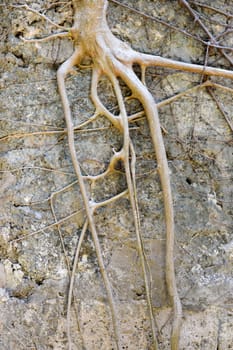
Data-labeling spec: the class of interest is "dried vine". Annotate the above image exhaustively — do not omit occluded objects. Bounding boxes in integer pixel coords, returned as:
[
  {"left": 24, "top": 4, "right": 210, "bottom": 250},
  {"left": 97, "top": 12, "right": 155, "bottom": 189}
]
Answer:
[{"left": 4, "top": 0, "right": 233, "bottom": 349}]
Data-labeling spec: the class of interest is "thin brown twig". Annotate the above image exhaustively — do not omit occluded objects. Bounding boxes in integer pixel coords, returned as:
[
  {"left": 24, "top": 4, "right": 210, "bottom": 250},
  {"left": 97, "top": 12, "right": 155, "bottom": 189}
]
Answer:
[
  {"left": 0, "top": 125, "right": 116, "bottom": 142},
  {"left": 10, "top": 209, "right": 85, "bottom": 243},
  {"left": 200, "top": 42, "right": 210, "bottom": 83},
  {"left": 44, "top": 1, "right": 72, "bottom": 12},
  {"left": 189, "top": 1, "right": 233, "bottom": 18},
  {"left": 190, "top": 8, "right": 233, "bottom": 28},
  {"left": 32, "top": 180, "right": 78, "bottom": 205},
  {"left": 216, "top": 29, "right": 233, "bottom": 42},
  {"left": 109, "top": 0, "right": 233, "bottom": 51},
  {"left": 128, "top": 80, "right": 233, "bottom": 123},
  {"left": 207, "top": 87, "right": 233, "bottom": 133},
  {"left": 0, "top": 166, "right": 74, "bottom": 175},
  {"left": 179, "top": 0, "right": 233, "bottom": 66},
  {"left": 10, "top": 4, "right": 69, "bottom": 30},
  {"left": 0, "top": 130, "right": 64, "bottom": 142}
]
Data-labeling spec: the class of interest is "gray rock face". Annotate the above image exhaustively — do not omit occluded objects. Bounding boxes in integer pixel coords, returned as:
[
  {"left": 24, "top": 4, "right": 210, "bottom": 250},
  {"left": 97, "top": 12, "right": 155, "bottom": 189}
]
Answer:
[{"left": 1, "top": 1, "right": 233, "bottom": 349}]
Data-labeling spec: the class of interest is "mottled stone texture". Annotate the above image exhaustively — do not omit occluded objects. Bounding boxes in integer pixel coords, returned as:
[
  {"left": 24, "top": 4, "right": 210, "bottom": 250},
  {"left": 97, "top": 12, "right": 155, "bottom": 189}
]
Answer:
[{"left": 0, "top": 1, "right": 233, "bottom": 349}]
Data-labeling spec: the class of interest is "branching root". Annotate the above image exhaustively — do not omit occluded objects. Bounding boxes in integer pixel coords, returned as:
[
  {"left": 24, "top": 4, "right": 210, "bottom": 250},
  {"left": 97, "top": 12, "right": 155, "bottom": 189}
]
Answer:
[{"left": 19, "top": 0, "right": 233, "bottom": 349}]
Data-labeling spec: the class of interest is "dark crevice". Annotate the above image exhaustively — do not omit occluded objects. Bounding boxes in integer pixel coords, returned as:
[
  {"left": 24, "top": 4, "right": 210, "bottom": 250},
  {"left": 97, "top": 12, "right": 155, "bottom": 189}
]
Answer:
[{"left": 186, "top": 177, "right": 192, "bottom": 185}]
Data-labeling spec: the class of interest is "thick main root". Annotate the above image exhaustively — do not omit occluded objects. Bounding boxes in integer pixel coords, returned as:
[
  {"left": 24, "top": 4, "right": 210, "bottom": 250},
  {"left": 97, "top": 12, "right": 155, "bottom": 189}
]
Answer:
[
  {"left": 56, "top": 0, "right": 233, "bottom": 349},
  {"left": 55, "top": 1, "right": 182, "bottom": 349},
  {"left": 10, "top": 0, "right": 233, "bottom": 348},
  {"left": 57, "top": 46, "right": 122, "bottom": 350},
  {"left": 57, "top": 23, "right": 182, "bottom": 350}
]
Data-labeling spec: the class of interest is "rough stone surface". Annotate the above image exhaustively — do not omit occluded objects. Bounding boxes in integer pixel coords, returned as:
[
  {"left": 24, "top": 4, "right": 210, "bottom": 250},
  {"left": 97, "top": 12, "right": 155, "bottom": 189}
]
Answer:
[{"left": 0, "top": 1, "right": 233, "bottom": 349}]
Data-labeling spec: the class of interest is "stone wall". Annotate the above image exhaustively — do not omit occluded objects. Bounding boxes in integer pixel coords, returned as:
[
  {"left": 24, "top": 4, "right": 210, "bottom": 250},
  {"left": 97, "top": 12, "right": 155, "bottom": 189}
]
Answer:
[{"left": 0, "top": 1, "right": 233, "bottom": 349}]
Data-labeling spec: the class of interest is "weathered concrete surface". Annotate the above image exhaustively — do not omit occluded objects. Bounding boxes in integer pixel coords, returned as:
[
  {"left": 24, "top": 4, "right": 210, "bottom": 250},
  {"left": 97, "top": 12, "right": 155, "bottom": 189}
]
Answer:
[{"left": 0, "top": 0, "right": 233, "bottom": 349}]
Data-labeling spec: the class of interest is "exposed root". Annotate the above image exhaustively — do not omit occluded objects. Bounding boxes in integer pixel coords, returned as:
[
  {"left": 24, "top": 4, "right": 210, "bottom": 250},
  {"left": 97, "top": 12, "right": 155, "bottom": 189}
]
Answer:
[
  {"left": 20, "top": 32, "right": 69, "bottom": 43},
  {"left": 50, "top": 187, "right": 86, "bottom": 350},
  {"left": 131, "top": 51, "right": 233, "bottom": 79},
  {"left": 109, "top": 69, "right": 159, "bottom": 348},
  {"left": 67, "top": 219, "right": 88, "bottom": 350},
  {"left": 57, "top": 43, "right": 121, "bottom": 349},
  {"left": 91, "top": 67, "right": 122, "bottom": 130},
  {"left": 19, "top": 0, "right": 233, "bottom": 349},
  {"left": 57, "top": 1, "right": 233, "bottom": 348}
]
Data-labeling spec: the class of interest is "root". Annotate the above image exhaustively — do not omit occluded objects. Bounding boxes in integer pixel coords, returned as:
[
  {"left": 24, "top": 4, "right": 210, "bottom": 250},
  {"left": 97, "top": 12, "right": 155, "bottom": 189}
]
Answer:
[
  {"left": 50, "top": 183, "right": 86, "bottom": 349},
  {"left": 132, "top": 52, "right": 233, "bottom": 79},
  {"left": 20, "top": 0, "right": 233, "bottom": 349},
  {"left": 109, "top": 70, "right": 159, "bottom": 349},
  {"left": 91, "top": 67, "right": 122, "bottom": 130},
  {"left": 57, "top": 45, "right": 121, "bottom": 350},
  {"left": 57, "top": 1, "right": 233, "bottom": 348},
  {"left": 20, "top": 32, "right": 69, "bottom": 43},
  {"left": 111, "top": 57, "right": 182, "bottom": 349},
  {"left": 67, "top": 219, "right": 88, "bottom": 350}
]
